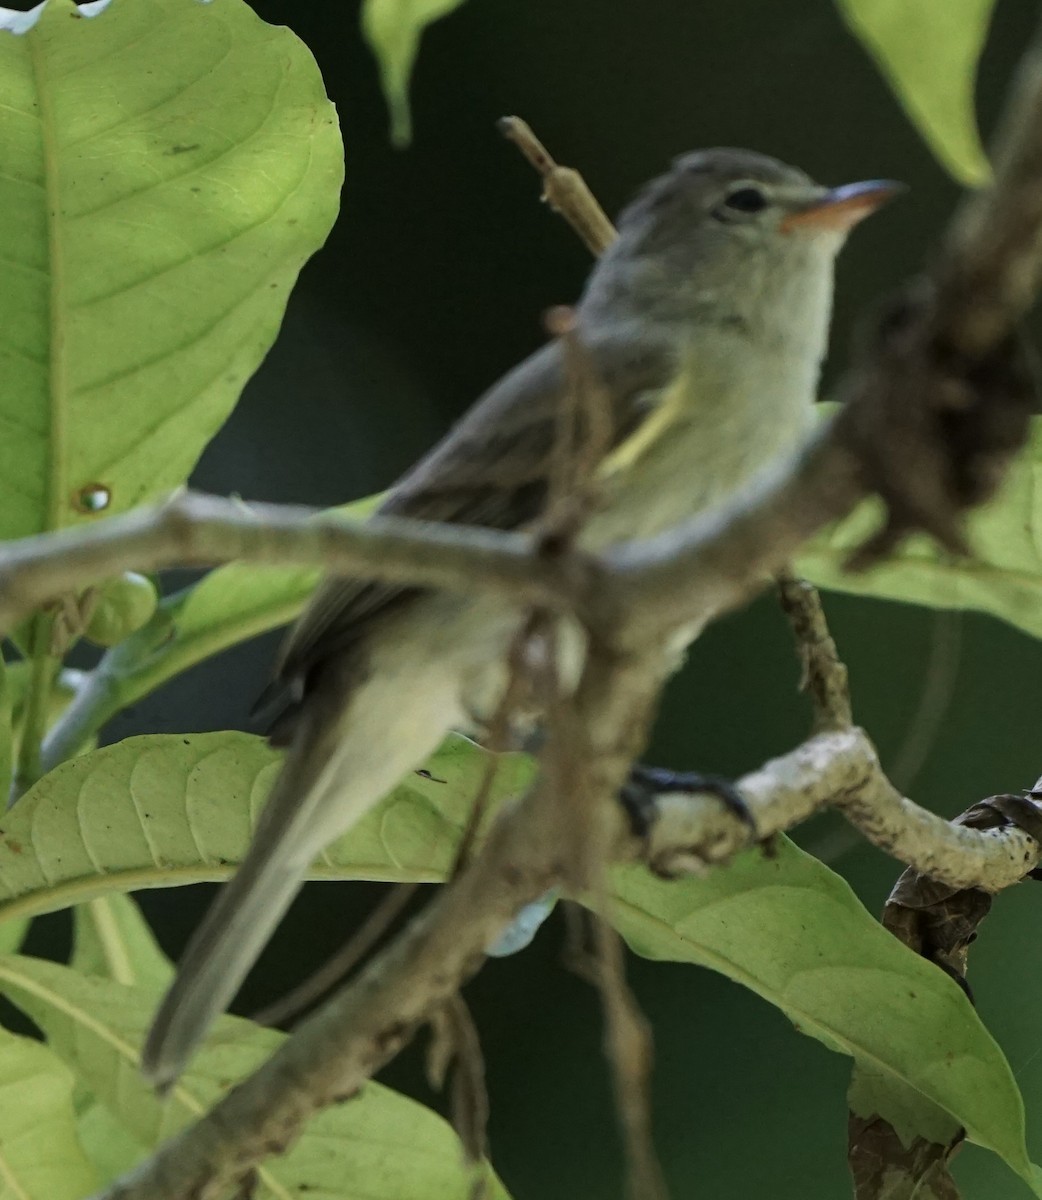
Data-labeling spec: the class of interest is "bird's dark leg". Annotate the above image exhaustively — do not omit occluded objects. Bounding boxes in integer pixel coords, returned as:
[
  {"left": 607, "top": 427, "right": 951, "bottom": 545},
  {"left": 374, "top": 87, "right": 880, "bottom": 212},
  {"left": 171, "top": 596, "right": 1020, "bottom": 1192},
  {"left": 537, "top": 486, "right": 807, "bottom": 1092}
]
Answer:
[{"left": 619, "top": 764, "right": 755, "bottom": 838}]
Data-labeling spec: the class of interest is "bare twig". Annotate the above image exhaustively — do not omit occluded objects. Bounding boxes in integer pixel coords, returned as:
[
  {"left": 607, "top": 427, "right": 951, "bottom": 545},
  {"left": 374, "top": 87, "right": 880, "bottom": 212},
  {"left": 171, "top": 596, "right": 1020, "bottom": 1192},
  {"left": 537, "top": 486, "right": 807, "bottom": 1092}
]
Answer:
[
  {"left": 426, "top": 992, "right": 490, "bottom": 1167},
  {"left": 592, "top": 913, "right": 669, "bottom": 1200},
  {"left": 250, "top": 882, "right": 418, "bottom": 1029},
  {"left": 636, "top": 727, "right": 1041, "bottom": 892},
  {"left": 498, "top": 116, "right": 617, "bottom": 255},
  {"left": 0, "top": 491, "right": 589, "bottom": 634},
  {"left": 775, "top": 569, "right": 853, "bottom": 731}
]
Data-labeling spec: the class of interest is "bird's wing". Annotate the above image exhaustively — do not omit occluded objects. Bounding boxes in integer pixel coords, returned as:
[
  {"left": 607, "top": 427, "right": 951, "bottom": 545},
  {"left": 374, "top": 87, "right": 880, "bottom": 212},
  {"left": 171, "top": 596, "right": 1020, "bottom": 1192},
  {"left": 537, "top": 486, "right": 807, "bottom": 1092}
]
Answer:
[{"left": 268, "top": 333, "right": 676, "bottom": 717}]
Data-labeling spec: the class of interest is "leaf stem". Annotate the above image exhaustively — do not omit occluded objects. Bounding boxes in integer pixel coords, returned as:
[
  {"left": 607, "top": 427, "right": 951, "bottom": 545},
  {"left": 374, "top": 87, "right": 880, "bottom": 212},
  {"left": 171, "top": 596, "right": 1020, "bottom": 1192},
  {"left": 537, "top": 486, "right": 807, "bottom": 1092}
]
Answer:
[{"left": 12, "top": 613, "right": 59, "bottom": 803}]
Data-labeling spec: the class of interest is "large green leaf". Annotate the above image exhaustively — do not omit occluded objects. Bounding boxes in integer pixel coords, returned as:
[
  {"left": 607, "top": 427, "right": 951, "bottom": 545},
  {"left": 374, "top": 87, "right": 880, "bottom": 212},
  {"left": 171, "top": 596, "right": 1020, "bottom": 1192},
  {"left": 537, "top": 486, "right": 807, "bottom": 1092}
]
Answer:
[
  {"left": 0, "top": 0, "right": 343, "bottom": 540},
  {"left": 3, "top": 730, "right": 1037, "bottom": 1188},
  {"left": 610, "top": 840, "right": 1042, "bottom": 1196},
  {"left": 0, "top": 954, "right": 509, "bottom": 1198},
  {"left": 835, "top": 0, "right": 994, "bottom": 184},
  {"left": 362, "top": 0, "right": 468, "bottom": 144},
  {"left": 796, "top": 417, "right": 1042, "bottom": 640},
  {"left": 0, "top": 730, "right": 532, "bottom": 924},
  {"left": 0, "top": 1027, "right": 99, "bottom": 1199}
]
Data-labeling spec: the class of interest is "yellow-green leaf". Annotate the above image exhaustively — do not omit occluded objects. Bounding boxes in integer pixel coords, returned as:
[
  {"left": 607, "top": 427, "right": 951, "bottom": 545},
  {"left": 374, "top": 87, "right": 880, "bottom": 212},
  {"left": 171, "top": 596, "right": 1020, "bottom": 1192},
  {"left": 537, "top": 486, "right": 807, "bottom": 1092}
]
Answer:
[
  {"left": 0, "top": 0, "right": 343, "bottom": 540},
  {"left": 836, "top": 0, "right": 994, "bottom": 184},
  {"left": 610, "top": 839, "right": 1042, "bottom": 1196},
  {"left": 796, "top": 416, "right": 1042, "bottom": 641},
  {"left": 0, "top": 730, "right": 532, "bottom": 922},
  {"left": 0, "top": 1027, "right": 98, "bottom": 1199},
  {"left": 0, "top": 954, "right": 510, "bottom": 1198},
  {"left": 362, "top": 0, "right": 468, "bottom": 145}
]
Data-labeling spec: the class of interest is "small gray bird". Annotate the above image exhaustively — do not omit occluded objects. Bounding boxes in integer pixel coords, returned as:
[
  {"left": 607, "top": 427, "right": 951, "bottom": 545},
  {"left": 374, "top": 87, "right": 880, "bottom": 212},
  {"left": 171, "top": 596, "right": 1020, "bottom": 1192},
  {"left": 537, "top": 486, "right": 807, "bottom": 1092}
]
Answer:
[{"left": 143, "top": 149, "right": 899, "bottom": 1089}]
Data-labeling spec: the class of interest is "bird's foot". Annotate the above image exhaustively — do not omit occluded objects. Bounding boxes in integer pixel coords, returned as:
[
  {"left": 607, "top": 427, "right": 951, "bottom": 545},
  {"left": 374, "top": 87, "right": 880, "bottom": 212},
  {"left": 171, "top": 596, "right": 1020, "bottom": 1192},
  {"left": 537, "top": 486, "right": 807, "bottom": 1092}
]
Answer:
[{"left": 620, "top": 763, "right": 755, "bottom": 838}]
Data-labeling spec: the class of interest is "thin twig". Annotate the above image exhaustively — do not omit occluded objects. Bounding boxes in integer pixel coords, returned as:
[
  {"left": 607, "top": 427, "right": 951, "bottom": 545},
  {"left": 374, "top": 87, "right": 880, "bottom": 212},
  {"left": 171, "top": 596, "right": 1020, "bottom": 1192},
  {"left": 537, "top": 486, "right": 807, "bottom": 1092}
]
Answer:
[
  {"left": 0, "top": 492, "right": 589, "bottom": 633},
  {"left": 426, "top": 992, "right": 490, "bottom": 1167},
  {"left": 591, "top": 912, "right": 669, "bottom": 1200},
  {"left": 498, "top": 116, "right": 617, "bottom": 255},
  {"left": 250, "top": 882, "right": 419, "bottom": 1029},
  {"left": 775, "top": 569, "right": 853, "bottom": 731}
]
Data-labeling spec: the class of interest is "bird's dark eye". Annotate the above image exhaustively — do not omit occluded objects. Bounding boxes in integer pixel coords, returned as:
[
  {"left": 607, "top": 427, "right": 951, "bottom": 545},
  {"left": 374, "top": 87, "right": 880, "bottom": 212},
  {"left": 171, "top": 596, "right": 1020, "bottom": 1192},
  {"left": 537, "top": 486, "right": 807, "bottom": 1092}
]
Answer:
[{"left": 724, "top": 187, "right": 768, "bottom": 213}]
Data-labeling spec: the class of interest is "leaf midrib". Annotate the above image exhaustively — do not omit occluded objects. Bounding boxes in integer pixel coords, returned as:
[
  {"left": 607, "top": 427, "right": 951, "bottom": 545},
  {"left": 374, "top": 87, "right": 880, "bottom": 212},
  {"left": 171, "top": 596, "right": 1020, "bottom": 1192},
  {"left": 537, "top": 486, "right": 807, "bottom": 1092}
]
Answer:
[{"left": 29, "top": 25, "right": 66, "bottom": 534}]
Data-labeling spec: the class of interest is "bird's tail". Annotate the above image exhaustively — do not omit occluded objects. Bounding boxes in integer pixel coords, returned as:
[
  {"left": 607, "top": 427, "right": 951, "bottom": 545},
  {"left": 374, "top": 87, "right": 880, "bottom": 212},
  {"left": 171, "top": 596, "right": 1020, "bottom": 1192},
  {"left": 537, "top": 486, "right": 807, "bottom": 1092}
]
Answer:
[
  {"left": 141, "top": 711, "right": 338, "bottom": 1093},
  {"left": 141, "top": 654, "right": 463, "bottom": 1092}
]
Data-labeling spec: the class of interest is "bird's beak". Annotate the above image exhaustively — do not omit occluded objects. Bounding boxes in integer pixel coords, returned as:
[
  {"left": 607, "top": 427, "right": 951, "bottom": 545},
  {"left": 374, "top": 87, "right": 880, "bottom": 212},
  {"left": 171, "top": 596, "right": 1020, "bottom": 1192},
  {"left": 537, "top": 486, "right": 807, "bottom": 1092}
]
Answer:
[{"left": 781, "top": 179, "right": 906, "bottom": 233}]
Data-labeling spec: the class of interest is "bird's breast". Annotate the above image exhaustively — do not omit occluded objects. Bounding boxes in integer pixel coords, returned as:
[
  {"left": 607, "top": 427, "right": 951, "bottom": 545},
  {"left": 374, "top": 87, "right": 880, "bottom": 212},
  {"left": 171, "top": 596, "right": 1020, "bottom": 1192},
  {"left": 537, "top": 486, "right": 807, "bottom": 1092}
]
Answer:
[{"left": 584, "top": 326, "right": 818, "bottom": 548}]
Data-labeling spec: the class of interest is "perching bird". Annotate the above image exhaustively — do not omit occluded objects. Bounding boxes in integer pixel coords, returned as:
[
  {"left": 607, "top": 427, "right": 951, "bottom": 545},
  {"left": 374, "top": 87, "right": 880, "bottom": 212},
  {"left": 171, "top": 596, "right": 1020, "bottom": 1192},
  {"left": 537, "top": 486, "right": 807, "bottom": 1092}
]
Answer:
[{"left": 143, "top": 148, "right": 899, "bottom": 1089}]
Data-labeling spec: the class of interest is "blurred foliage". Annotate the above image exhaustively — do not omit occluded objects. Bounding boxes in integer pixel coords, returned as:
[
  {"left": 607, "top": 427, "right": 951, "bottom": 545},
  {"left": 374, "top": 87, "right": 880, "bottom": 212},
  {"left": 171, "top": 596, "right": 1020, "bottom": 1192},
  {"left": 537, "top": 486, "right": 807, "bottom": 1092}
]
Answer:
[
  {"left": 363, "top": 0, "right": 469, "bottom": 145},
  {"left": 837, "top": 0, "right": 995, "bottom": 184}
]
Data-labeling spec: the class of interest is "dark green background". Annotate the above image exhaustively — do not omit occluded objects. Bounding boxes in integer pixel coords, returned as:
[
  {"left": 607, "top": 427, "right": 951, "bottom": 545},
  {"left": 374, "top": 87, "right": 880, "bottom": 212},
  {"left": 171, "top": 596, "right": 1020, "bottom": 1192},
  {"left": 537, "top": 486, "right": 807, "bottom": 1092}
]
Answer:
[{"left": 73, "top": 1, "right": 1042, "bottom": 1195}]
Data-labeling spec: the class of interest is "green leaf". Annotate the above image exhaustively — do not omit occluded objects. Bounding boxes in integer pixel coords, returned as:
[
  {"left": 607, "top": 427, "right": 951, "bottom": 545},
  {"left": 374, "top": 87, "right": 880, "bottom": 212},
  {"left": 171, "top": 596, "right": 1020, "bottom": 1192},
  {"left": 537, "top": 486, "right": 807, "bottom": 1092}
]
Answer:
[
  {"left": 72, "top": 895, "right": 172, "bottom": 991},
  {"left": 835, "top": 0, "right": 994, "bottom": 184},
  {"left": 609, "top": 838, "right": 1042, "bottom": 1195},
  {"left": 0, "top": 655, "right": 11, "bottom": 813},
  {"left": 0, "top": 0, "right": 343, "bottom": 540},
  {"left": 0, "top": 918, "right": 30, "bottom": 956},
  {"left": 0, "top": 954, "right": 509, "bottom": 1198},
  {"left": 0, "top": 1027, "right": 99, "bottom": 1199},
  {"left": 75, "top": 1100, "right": 149, "bottom": 1188},
  {"left": 849, "top": 1061, "right": 961, "bottom": 1149},
  {"left": 0, "top": 730, "right": 532, "bottom": 922},
  {"left": 796, "top": 416, "right": 1042, "bottom": 641},
  {"left": 362, "top": 0, "right": 468, "bottom": 145}
]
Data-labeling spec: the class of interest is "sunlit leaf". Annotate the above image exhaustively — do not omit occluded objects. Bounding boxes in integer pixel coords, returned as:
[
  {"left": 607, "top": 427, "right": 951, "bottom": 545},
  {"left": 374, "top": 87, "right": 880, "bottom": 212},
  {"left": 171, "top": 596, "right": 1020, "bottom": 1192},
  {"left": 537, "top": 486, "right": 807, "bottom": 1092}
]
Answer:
[
  {"left": 75, "top": 1100, "right": 149, "bottom": 1187},
  {"left": 72, "top": 894, "right": 172, "bottom": 991},
  {"left": 836, "top": 0, "right": 994, "bottom": 184},
  {"left": 0, "top": 0, "right": 342, "bottom": 540}
]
